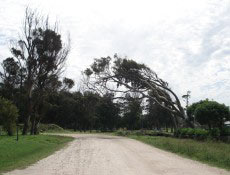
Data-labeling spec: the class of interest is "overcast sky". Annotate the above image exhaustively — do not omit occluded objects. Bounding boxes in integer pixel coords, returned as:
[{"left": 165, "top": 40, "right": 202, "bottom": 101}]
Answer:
[{"left": 0, "top": 0, "right": 230, "bottom": 106}]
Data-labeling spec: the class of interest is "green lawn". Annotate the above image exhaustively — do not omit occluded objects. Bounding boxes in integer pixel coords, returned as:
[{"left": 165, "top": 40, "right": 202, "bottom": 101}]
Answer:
[
  {"left": 0, "top": 134, "right": 74, "bottom": 173},
  {"left": 128, "top": 135, "right": 230, "bottom": 171}
]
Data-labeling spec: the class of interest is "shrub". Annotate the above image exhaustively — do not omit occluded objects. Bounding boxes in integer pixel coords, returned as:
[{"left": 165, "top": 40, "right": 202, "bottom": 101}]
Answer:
[
  {"left": 0, "top": 97, "right": 19, "bottom": 136},
  {"left": 175, "top": 128, "right": 193, "bottom": 138},
  {"left": 209, "top": 128, "right": 220, "bottom": 138},
  {"left": 115, "top": 130, "right": 131, "bottom": 136},
  {"left": 221, "top": 127, "right": 230, "bottom": 136},
  {"left": 194, "top": 128, "right": 209, "bottom": 140},
  {"left": 179, "top": 128, "right": 189, "bottom": 137},
  {"left": 175, "top": 128, "right": 209, "bottom": 140},
  {"left": 39, "top": 124, "right": 64, "bottom": 133},
  {"left": 186, "top": 128, "right": 195, "bottom": 137}
]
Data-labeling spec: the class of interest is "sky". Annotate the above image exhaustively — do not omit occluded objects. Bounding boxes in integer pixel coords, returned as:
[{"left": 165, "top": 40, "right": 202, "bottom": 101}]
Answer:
[{"left": 0, "top": 0, "right": 230, "bottom": 106}]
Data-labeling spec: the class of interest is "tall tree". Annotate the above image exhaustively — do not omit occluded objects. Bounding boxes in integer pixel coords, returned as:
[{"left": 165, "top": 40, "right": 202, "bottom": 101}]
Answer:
[
  {"left": 10, "top": 8, "right": 70, "bottom": 134},
  {"left": 84, "top": 54, "right": 190, "bottom": 129}
]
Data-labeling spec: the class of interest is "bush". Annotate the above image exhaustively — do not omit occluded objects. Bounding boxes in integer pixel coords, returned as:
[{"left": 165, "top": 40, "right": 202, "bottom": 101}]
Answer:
[
  {"left": 209, "top": 128, "right": 220, "bottom": 138},
  {"left": 175, "top": 128, "right": 209, "bottom": 140},
  {"left": 0, "top": 97, "right": 18, "bottom": 136},
  {"left": 186, "top": 128, "right": 195, "bottom": 137},
  {"left": 175, "top": 128, "right": 194, "bottom": 138},
  {"left": 115, "top": 130, "right": 131, "bottom": 136},
  {"left": 178, "top": 128, "right": 188, "bottom": 137},
  {"left": 38, "top": 124, "right": 64, "bottom": 133},
  {"left": 221, "top": 127, "right": 230, "bottom": 136},
  {"left": 194, "top": 128, "right": 209, "bottom": 140}
]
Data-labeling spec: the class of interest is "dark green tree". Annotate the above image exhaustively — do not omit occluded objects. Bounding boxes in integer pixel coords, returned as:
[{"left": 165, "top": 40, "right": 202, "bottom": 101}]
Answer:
[
  {"left": 194, "top": 100, "right": 230, "bottom": 130},
  {"left": 121, "top": 93, "right": 142, "bottom": 130},
  {"left": 96, "top": 93, "right": 120, "bottom": 131},
  {"left": 187, "top": 100, "right": 207, "bottom": 122},
  {"left": 9, "top": 8, "right": 70, "bottom": 134}
]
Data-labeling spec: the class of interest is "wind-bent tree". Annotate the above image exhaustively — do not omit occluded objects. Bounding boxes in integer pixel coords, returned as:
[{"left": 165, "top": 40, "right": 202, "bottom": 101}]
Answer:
[
  {"left": 84, "top": 54, "right": 190, "bottom": 129},
  {"left": 146, "top": 90, "right": 174, "bottom": 131},
  {"left": 10, "top": 8, "right": 70, "bottom": 134}
]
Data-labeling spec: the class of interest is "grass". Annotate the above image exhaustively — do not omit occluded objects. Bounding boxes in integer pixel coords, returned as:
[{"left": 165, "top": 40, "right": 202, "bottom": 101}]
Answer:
[
  {"left": 0, "top": 134, "right": 74, "bottom": 173},
  {"left": 127, "top": 135, "right": 230, "bottom": 171}
]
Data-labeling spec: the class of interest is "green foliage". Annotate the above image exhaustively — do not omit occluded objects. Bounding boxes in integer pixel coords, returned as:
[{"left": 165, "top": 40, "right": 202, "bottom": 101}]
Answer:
[
  {"left": 62, "top": 78, "right": 75, "bottom": 90},
  {"left": 3, "top": 8, "right": 71, "bottom": 135},
  {"left": 115, "top": 130, "right": 131, "bottom": 136},
  {"left": 146, "top": 91, "right": 173, "bottom": 130},
  {"left": 175, "top": 128, "right": 209, "bottom": 140},
  {"left": 85, "top": 54, "right": 188, "bottom": 130},
  {"left": 115, "top": 129, "right": 173, "bottom": 137},
  {"left": 96, "top": 93, "right": 120, "bottom": 131},
  {"left": 209, "top": 128, "right": 220, "bottom": 137},
  {"left": 122, "top": 94, "right": 143, "bottom": 130},
  {"left": 0, "top": 97, "right": 18, "bottom": 136},
  {"left": 0, "top": 135, "right": 73, "bottom": 173},
  {"left": 129, "top": 135, "right": 230, "bottom": 170},
  {"left": 194, "top": 100, "right": 229, "bottom": 129},
  {"left": 43, "top": 91, "right": 120, "bottom": 132},
  {"left": 38, "top": 124, "right": 64, "bottom": 133},
  {"left": 91, "top": 57, "right": 111, "bottom": 74},
  {"left": 221, "top": 127, "right": 230, "bottom": 136},
  {"left": 187, "top": 100, "right": 207, "bottom": 121},
  {"left": 193, "top": 128, "right": 209, "bottom": 140},
  {"left": 176, "top": 128, "right": 195, "bottom": 137},
  {"left": 175, "top": 127, "right": 230, "bottom": 141}
]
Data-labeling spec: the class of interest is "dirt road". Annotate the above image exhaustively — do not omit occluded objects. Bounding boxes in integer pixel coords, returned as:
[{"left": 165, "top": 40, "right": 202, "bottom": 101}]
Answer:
[{"left": 6, "top": 134, "right": 229, "bottom": 175}]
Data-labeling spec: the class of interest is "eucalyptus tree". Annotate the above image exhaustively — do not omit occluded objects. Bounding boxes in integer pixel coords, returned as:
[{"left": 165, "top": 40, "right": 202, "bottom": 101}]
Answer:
[
  {"left": 10, "top": 8, "right": 70, "bottom": 134},
  {"left": 84, "top": 54, "right": 190, "bottom": 129}
]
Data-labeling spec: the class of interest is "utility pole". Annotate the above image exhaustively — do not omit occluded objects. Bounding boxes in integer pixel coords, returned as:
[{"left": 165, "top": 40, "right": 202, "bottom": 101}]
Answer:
[{"left": 182, "top": 91, "right": 191, "bottom": 108}]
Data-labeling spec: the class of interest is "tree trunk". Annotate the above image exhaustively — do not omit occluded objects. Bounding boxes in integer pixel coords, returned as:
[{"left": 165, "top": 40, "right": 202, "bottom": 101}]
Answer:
[
  {"left": 30, "top": 116, "right": 35, "bottom": 135},
  {"left": 34, "top": 119, "right": 40, "bottom": 135},
  {"left": 171, "top": 114, "right": 178, "bottom": 131},
  {"left": 22, "top": 84, "right": 33, "bottom": 135}
]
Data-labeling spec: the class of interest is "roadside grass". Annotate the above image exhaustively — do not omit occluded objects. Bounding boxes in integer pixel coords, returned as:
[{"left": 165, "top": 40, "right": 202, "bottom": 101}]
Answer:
[
  {"left": 128, "top": 135, "right": 230, "bottom": 171},
  {"left": 0, "top": 134, "right": 74, "bottom": 173}
]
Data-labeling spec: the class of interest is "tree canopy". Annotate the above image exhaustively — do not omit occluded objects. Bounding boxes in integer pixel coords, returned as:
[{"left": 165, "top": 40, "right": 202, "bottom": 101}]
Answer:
[
  {"left": 194, "top": 100, "right": 230, "bottom": 129},
  {"left": 84, "top": 54, "right": 190, "bottom": 129}
]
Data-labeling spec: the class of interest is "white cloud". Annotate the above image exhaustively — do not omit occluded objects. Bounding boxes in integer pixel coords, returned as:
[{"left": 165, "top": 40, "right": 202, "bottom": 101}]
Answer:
[{"left": 0, "top": 0, "right": 230, "bottom": 106}]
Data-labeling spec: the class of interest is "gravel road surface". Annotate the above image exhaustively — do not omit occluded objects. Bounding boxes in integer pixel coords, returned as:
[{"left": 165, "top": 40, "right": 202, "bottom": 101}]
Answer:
[{"left": 5, "top": 134, "right": 230, "bottom": 175}]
